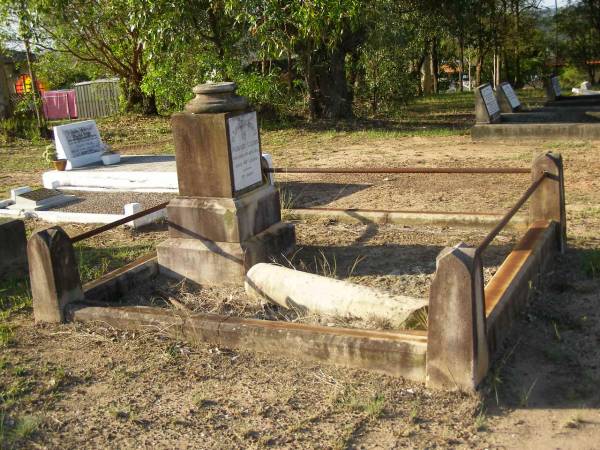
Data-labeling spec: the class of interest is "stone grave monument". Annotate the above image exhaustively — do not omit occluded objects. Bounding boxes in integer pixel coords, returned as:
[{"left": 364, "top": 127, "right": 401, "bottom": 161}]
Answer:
[
  {"left": 54, "top": 120, "right": 105, "bottom": 170},
  {"left": 496, "top": 82, "right": 521, "bottom": 113},
  {"left": 545, "top": 75, "right": 562, "bottom": 101},
  {"left": 474, "top": 83, "right": 501, "bottom": 123},
  {"left": 157, "top": 82, "right": 295, "bottom": 286}
]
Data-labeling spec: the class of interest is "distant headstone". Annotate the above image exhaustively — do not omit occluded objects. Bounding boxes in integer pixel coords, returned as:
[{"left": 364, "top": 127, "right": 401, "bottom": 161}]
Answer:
[
  {"left": 572, "top": 80, "right": 600, "bottom": 96},
  {"left": 496, "top": 82, "right": 522, "bottom": 113},
  {"left": 9, "top": 188, "right": 76, "bottom": 211},
  {"left": 0, "top": 219, "right": 28, "bottom": 279},
  {"left": 54, "top": 120, "right": 104, "bottom": 170},
  {"left": 227, "top": 111, "right": 263, "bottom": 193},
  {"left": 551, "top": 76, "right": 562, "bottom": 97},
  {"left": 475, "top": 83, "right": 501, "bottom": 124},
  {"left": 544, "top": 75, "right": 561, "bottom": 101}
]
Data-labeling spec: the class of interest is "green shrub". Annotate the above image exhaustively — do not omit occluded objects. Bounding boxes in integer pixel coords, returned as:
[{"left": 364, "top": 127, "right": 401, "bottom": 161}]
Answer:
[
  {"left": 560, "top": 65, "right": 588, "bottom": 89},
  {"left": 582, "top": 250, "right": 600, "bottom": 278}
]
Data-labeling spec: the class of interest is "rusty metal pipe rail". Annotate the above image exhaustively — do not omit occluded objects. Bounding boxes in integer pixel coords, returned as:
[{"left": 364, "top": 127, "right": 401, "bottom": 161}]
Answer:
[
  {"left": 266, "top": 167, "right": 530, "bottom": 175},
  {"left": 476, "top": 172, "right": 548, "bottom": 254},
  {"left": 71, "top": 201, "right": 169, "bottom": 243}
]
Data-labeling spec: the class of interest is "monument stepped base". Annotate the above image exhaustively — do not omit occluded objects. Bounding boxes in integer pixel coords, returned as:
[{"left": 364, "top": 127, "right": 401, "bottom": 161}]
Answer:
[
  {"left": 157, "top": 222, "right": 295, "bottom": 286},
  {"left": 472, "top": 122, "right": 600, "bottom": 140}
]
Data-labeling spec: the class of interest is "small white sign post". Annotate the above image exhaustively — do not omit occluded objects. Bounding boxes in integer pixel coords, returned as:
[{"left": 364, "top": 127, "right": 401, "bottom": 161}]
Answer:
[
  {"left": 227, "top": 111, "right": 263, "bottom": 192},
  {"left": 53, "top": 120, "right": 104, "bottom": 170}
]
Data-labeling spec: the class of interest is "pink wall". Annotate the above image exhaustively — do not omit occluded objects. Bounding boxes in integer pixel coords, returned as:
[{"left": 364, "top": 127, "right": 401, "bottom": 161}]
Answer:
[{"left": 42, "top": 90, "right": 77, "bottom": 120}]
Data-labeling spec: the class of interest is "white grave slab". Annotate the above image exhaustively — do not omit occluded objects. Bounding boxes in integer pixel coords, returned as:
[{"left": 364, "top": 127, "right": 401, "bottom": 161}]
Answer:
[
  {"left": 501, "top": 83, "right": 521, "bottom": 109},
  {"left": 54, "top": 120, "right": 104, "bottom": 170},
  {"left": 227, "top": 111, "right": 263, "bottom": 192}
]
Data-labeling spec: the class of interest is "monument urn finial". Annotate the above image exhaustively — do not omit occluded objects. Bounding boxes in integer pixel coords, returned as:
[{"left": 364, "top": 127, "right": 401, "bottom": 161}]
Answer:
[{"left": 184, "top": 82, "right": 248, "bottom": 114}]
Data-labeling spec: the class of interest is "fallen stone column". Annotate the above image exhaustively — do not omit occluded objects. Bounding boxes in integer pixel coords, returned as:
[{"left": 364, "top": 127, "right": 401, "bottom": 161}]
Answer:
[{"left": 245, "top": 263, "right": 427, "bottom": 328}]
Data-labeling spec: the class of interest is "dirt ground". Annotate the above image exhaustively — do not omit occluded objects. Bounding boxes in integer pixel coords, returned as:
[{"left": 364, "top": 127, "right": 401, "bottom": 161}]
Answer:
[{"left": 2, "top": 131, "right": 600, "bottom": 448}]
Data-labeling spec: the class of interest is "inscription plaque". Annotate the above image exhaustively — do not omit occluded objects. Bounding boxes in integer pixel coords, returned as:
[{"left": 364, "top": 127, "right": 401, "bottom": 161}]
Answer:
[
  {"left": 18, "top": 188, "right": 61, "bottom": 202},
  {"left": 480, "top": 85, "right": 501, "bottom": 117},
  {"left": 54, "top": 120, "right": 104, "bottom": 170},
  {"left": 227, "top": 112, "right": 263, "bottom": 192}
]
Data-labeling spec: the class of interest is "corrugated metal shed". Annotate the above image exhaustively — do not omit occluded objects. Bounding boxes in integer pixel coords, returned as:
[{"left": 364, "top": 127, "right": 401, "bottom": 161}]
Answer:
[{"left": 74, "top": 78, "right": 120, "bottom": 119}]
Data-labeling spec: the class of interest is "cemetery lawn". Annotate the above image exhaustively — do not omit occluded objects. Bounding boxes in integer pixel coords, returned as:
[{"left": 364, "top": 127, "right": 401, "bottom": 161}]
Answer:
[{"left": 3, "top": 90, "right": 600, "bottom": 448}]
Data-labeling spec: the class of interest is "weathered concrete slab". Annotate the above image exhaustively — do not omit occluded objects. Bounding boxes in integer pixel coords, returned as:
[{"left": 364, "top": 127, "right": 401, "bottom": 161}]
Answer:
[
  {"left": 0, "top": 218, "right": 28, "bottom": 279},
  {"left": 67, "top": 303, "right": 428, "bottom": 381}
]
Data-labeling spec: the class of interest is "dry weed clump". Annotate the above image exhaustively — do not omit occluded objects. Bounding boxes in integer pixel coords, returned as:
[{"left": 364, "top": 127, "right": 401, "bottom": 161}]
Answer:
[{"left": 141, "top": 275, "right": 425, "bottom": 332}]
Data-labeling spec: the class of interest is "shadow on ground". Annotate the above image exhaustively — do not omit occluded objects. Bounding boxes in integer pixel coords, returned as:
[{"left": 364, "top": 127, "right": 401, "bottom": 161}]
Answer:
[{"left": 484, "top": 243, "right": 600, "bottom": 411}]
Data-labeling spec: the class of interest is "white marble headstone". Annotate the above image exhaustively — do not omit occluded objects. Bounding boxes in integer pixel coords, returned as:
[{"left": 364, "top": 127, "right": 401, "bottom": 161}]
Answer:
[
  {"left": 54, "top": 120, "right": 104, "bottom": 170},
  {"left": 501, "top": 83, "right": 521, "bottom": 109},
  {"left": 480, "top": 84, "right": 501, "bottom": 118},
  {"left": 227, "top": 111, "right": 263, "bottom": 192}
]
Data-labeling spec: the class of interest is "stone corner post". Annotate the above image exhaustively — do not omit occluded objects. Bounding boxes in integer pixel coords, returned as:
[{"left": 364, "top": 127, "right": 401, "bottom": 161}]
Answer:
[
  {"left": 426, "top": 243, "right": 489, "bottom": 391},
  {"left": 530, "top": 152, "right": 566, "bottom": 253},
  {"left": 28, "top": 226, "right": 84, "bottom": 323}
]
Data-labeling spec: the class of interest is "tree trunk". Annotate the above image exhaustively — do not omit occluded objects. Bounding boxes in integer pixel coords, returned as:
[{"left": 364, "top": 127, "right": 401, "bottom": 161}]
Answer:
[
  {"left": 431, "top": 38, "right": 439, "bottom": 94},
  {"left": 421, "top": 44, "right": 433, "bottom": 95},
  {"left": 304, "top": 52, "right": 319, "bottom": 121},
  {"left": 459, "top": 36, "right": 465, "bottom": 92},
  {"left": 313, "top": 46, "right": 353, "bottom": 119},
  {"left": 23, "top": 38, "right": 44, "bottom": 130},
  {"left": 514, "top": 1, "right": 522, "bottom": 87},
  {"left": 125, "top": 80, "right": 157, "bottom": 115},
  {"left": 286, "top": 51, "right": 293, "bottom": 94},
  {"left": 142, "top": 93, "right": 158, "bottom": 115},
  {"left": 347, "top": 49, "right": 361, "bottom": 108},
  {"left": 476, "top": 55, "right": 483, "bottom": 87}
]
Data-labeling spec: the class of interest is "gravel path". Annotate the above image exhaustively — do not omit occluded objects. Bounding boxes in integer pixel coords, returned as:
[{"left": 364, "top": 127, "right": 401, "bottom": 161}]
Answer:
[{"left": 55, "top": 191, "right": 175, "bottom": 214}]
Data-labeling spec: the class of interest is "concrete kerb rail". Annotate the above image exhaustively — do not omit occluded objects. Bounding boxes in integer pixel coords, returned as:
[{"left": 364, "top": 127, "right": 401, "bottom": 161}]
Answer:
[{"left": 27, "top": 152, "right": 566, "bottom": 391}]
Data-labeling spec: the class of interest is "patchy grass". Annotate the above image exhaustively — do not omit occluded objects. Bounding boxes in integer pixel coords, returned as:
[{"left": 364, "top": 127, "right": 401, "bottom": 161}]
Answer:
[
  {"left": 581, "top": 249, "right": 600, "bottom": 278},
  {"left": 74, "top": 242, "right": 155, "bottom": 283},
  {"left": 0, "top": 414, "right": 41, "bottom": 447},
  {"left": 0, "top": 278, "right": 32, "bottom": 348}
]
